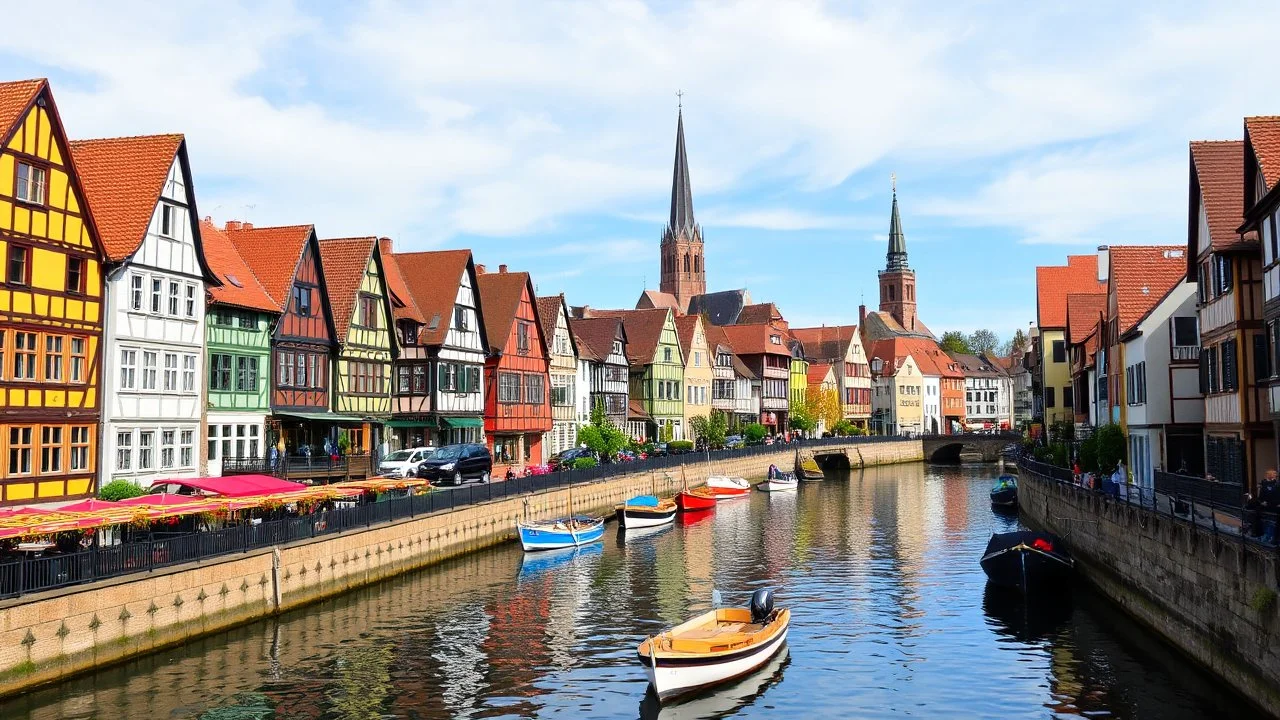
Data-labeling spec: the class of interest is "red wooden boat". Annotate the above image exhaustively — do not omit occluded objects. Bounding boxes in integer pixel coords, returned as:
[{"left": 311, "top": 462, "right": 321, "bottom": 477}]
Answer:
[
  {"left": 706, "top": 484, "right": 751, "bottom": 501},
  {"left": 675, "top": 487, "right": 718, "bottom": 511}
]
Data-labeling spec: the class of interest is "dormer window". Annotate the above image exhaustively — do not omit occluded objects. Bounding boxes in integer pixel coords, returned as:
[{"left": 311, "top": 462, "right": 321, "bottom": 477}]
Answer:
[
  {"left": 664, "top": 347, "right": 673, "bottom": 363},
  {"left": 160, "top": 203, "right": 176, "bottom": 238},
  {"left": 15, "top": 162, "right": 46, "bottom": 206},
  {"left": 612, "top": 340, "right": 623, "bottom": 355},
  {"left": 769, "top": 335, "right": 781, "bottom": 345},
  {"left": 454, "top": 305, "right": 469, "bottom": 331},
  {"left": 292, "top": 286, "right": 312, "bottom": 316}
]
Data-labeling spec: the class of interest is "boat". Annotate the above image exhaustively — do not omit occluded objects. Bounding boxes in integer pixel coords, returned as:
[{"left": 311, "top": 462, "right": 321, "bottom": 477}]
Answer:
[
  {"left": 518, "top": 515, "right": 605, "bottom": 551},
  {"left": 706, "top": 484, "right": 751, "bottom": 501},
  {"left": 980, "top": 531, "right": 1074, "bottom": 591},
  {"left": 794, "top": 455, "right": 824, "bottom": 480},
  {"left": 637, "top": 588, "right": 790, "bottom": 702},
  {"left": 990, "top": 475, "right": 1018, "bottom": 508},
  {"left": 676, "top": 487, "right": 719, "bottom": 511},
  {"left": 638, "top": 645, "right": 790, "bottom": 719},
  {"left": 756, "top": 464, "right": 798, "bottom": 493},
  {"left": 616, "top": 494, "right": 678, "bottom": 529},
  {"left": 706, "top": 475, "right": 750, "bottom": 491}
]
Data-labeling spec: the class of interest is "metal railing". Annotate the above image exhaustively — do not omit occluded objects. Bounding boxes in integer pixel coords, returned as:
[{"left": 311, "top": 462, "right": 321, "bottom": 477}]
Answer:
[
  {"left": 221, "top": 453, "right": 375, "bottom": 480},
  {"left": 0, "top": 434, "right": 908, "bottom": 600}
]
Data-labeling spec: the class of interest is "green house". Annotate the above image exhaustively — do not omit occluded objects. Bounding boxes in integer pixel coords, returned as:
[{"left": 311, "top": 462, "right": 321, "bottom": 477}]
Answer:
[{"left": 597, "top": 308, "right": 685, "bottom": 441}]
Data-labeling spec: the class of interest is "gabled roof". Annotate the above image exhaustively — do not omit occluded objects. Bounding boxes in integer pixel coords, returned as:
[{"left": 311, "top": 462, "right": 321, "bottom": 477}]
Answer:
[
  {"left": 68, "top": 134, "right": 184, "bottom": 263},
  {"left": 948, "top": 351, "right": 1001, "bottom": 378},
  {"left": 536, "top": 295, "right": 577, "bottom": 358},
  {"left": 378, "top": 239, "right": 425, "bottom": 325},
  {"left": 868, "top": 338, "right": 913, "bottom": 376},
  {"left": 0, "top": 79, "right": 43, "bottom": 140},
  {"left": 790, "top": 325, "right": 858, "bottom": 363},
  {"left": 687, "top": 289, "right": 752, "bottom": 326},
  {"left": 674, "top": 314, "right": 703, "bottom": 361},
  {"left": 1189, "top": 140, "right": 1246, "bottom": 252},
  {"left": 705, "top": 325, "right": 757, "bottom": 380},
  {"left": 1065, "top": 292, "right": 1107, "bottom": 345},
  {"left": 718, "top": 323, "right": 790, "bottom": 357},
  {"left": 392, "top": 250, "right": 479, "bottom": 347},
  {"left": 1246, "top": 116, "right": 1280, "bottom": 196},
  {"left": 200, "top": 219, "right": 279, "bottom": 313},
  {"left": 224, "top": 223, "right": 316, "bottom": 307},
  {"left": 737, "top": 303, "right": 783, "bottom": 326},
  {"left": 636, "top": 289, "right": 680, "bottom": 311},
  {"left": 475, "top": 269, "right": 543, "bottom": 356},
  {"left": 318, "top": 237, "right": 378, "bottom": 339},
  {"left": 1110, "top": 245, "right": 1188, "bottom": 336},
  {"left": 861, "top": 309, "right": 936, "bottom": 342},
  {"left": 570, "top": 316, "right": 626, "bottom": 364},
  {"left": 807, "top": 363, "right": 835, "bottom": 386},
  {"left": 1036, "top": 255, "right": 1105, "bottom": 329},
  {"left": 898, "top": 337, "right": 962, "bottom": 378},
  {"left": 590, "top": 308, "right": 676, "bottom": 366}
]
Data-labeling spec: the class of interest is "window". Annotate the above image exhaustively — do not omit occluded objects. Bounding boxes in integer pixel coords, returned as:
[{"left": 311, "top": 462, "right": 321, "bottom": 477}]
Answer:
[
  {"left": 44, "top": 335, "right": 63, "bottom": 381},
  {"left": 358, "top": 295, "right": 378, "bottom": 327},
  {"left": 296, "top": 353, "right": 307, "bottom": 388},
  {"left": 1214, "top": 254, "right": 1233, "bottom": 296},
  {"left": 163, "top": 353, "right": 178, "bottom": 391},
  {"left": 116, "top": 431, "right": 133, "bottom": 471},
  {"left": 694, "top": 351, "right": 702, "bottom": 367},
  {"left": 120, "top": 348, "right": 137, "bottom": 389},
  {"left": 1051, "top": 340, "right": 1066, "bottom": 363},
  {"left": 499, "top": 372, "right": 521, "bottom": 403},
  {"left": 278, "top": 351, "right": 294, "bottom": 388},
  {"left": 168, "top": 281, "right": 180, "bottom": 315},
  {"left": 516, "top": 322, "right": 530, "bottom": 353},
  {"left": 40, "top": 426, "right": 62, "bottom": 473},
  {"left": 551, "top": 375, "right": 573, "bottom": 406},
  {"left": 770, "top": 334, "right": 781, "bottom": 345},
  {"left": 454, "top": 305, "right": 468, "bottom": 330},
  {"left": 526, "top": 373, "right": 545, "bottom": 404},
  {"left": 15, "top": 162, "right": 46, "bottom": 205},
  {"left": 13, "top": 332, "right": 36, "bottom": 380},
  {"left": 185, "top": 284, "right": 197, "bottom": 317},
  {"left": 182, "top": 354, "right": 196, "bottom": 392},
  {"left": 130, "top": 274, "right": 144, "bottom": 311},
  {"left": 1045, "top": 386, "right": 1056, "bottom": 408},
  {"left": 402, "top": 324, "right": 418, "bottom": 346},
  {"left": 142, "top": 351, "right": 157, "bottom": 390},
  {"left": 309, "top": 353, "right": 320, "bottom": 389},
  {"left": 161, "top": 430, "right": 175, "bottom": 469},
  {"left": 7, "top": 245, "right": 29, "bottom": 285},
  {"left": 160, "top": 203, "right": 175, "bottom": 237},
  {"left": 138, "top": 431, "right": 154, "bottom": 470},
  {"left": 66, "top": 257, "right": 84, "bottom": 295},
  {"left": 7, "top": 427, "right": 32, "bottom": 475},
  {"left": 237, "top": 312, "right": 255, "bottom": 329},
  {"left": 209, "top": 353, "right": 232, "bottom": 391},
  {"left": 1173, "top": 317, "right": 1198, "bottom": 347},
  {"left": 664, "top": 347, "right": 672, "bottom": 363},
  {"left": 70, "top": 426, "right": 90, "bottom": 471},
  {"left": 151, "top": 278, "right": 163, "bottom": 313},
  {"left": 236, "top": 356, "right": 259, "bottom": 392},
  {"left": 1222, "top": 340, "right": 1238, "bottom": 392},
  {"left": 413, "top": 365, "right": 427, "bottom": 393},
  {"left": 397, "top": 365, "right": 411, "bottom": 393},
  {"left": 293, "top": 285, "right": 312, "bottom": 316},
  {"left": 180, "top": 430, "right": 194, "bottom": 467}
]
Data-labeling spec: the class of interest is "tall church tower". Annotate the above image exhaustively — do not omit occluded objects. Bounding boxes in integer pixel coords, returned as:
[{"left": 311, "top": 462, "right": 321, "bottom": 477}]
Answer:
[
  {"left": 879, "top": 176, "right": 918, "bottom": 331},
  {"left": 659, "top": 107, "right": 704, "bottom": 312}
]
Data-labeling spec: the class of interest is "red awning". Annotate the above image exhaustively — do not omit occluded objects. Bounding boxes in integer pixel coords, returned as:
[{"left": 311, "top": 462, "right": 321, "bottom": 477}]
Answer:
[
  {"left": 56, "top": 498, "right": 127, "bottom": 512},
  {"left": 120, "top": 493, "right": 209, "bottom": 506},
  {"left": 155, "top": 475, "right": 306, "bottom": 497}
]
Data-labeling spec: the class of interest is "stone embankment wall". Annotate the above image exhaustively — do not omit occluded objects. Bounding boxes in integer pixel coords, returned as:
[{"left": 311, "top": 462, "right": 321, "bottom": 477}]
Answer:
[
  {"left": 1019, "top": 468, "right": 1280, "bottom": 715},
  {"left": 0, "top": 439, "right": 921, "bottom": 698}
]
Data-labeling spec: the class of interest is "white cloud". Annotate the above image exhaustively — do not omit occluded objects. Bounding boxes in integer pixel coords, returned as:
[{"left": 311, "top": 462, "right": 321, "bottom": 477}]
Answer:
[{"left": 698, "top": 207, "right": 877, "bottom": 231}]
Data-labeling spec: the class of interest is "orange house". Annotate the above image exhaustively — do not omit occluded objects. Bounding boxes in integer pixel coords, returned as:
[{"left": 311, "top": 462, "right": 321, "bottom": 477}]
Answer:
[{"left": 476, "top": 265, "right": 551, "bottom": 474}]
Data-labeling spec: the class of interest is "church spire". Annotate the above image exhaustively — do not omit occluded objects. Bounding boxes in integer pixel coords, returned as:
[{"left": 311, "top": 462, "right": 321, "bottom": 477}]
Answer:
[
  {"left": 886, "top": 174, "right": 908, "bottom": 271},
  {"left": 669, "top": 106, "right": 696, "bottom": 237}
]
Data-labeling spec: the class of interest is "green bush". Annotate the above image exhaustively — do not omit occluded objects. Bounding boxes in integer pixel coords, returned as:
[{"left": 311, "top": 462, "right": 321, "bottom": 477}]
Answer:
[
  {"left": 571, "top": 457, "right": 598, "bottom": 470},
  {"left": 831, "top": 419, "right": 856, "bottom": 436},
  {"left": 1033, "top": 446, "right": 1051, "bottom": 462},
  {"left": 1095, "top": 423, "right": 1126, "bottom": 474},
  {"left": 1049, "top": 442, "right": 1069, "bottom": 468},
  {"left": 847, "top": 425, "right": 866, "bottom": 436},
  {"left": 100, "top": 479, "right": 146, "bottom": 502},
  {"left": 667, "top": 440, "right": 694, "bottom": 453},
  {"left": 744, "top": 423, "right": 768, "bottom": 443}
]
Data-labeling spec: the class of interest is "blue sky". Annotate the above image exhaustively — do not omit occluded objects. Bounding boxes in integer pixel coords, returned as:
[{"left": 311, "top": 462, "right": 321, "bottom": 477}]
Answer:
[{"left": 3, "top": 1, "right": 1279, "bottom": 342}]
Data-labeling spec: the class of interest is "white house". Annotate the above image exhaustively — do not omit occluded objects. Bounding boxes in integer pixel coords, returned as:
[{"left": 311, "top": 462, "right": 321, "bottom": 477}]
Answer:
[{"left": 71, "top": 135, "right": 215, "bottom": 488}]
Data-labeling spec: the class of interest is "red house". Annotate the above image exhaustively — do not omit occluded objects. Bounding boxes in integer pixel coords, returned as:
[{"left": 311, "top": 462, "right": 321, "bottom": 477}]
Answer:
[{"left": 475, "top": 265, "right": 551, "bottom": 474}]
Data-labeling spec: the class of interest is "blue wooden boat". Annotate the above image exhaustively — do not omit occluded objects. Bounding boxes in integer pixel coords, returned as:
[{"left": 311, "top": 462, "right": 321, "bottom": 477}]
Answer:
[{"left": 518, "top": 515, "right": 605, "bottom": 551}]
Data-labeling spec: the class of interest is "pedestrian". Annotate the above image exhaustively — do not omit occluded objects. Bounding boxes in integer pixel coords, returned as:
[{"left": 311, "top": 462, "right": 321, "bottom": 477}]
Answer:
[
  {"left": 1260, "top": 470, "right": 1278, "bottom": 544},
  {"left": 1244, "top": 492, "right": 1262, "bottom": 538}
]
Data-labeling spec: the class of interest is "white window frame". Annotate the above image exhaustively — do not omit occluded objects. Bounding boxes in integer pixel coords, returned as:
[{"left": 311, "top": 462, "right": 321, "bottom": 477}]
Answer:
[
  {"left": 142, "top": 351, "right": 158, "bottom": 390},
  {"left": 130, "top": 273, "right": 144, "bottom": 311},
  {"left": 120, "top": 348, "right": 137, "bottom": 390},
  {"left": 15, "top": 162, "right": 46, "bottom": 205},
  {"left": 182, "top": 354, "right": 197, "bottom": 392},
  {"left": 116, "top": 430, "right": 133, "bottom": 471}
]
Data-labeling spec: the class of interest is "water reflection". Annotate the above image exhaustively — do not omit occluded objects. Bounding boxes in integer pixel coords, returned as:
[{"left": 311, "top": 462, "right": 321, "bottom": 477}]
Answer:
[{"left": 2, "top": 463, "right": 1266, "bottom": 720}]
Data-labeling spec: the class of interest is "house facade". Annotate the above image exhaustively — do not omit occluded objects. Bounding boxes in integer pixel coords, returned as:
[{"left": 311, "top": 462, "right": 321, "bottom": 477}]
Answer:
[
  {"left": 1244, "top": 118, "right": 1280, "bottom": 475},
  {"left": 570, "top": 316, "right": 629, "bottom": 429},
  {"left": 537, "top": 294, "right": 579, "bottom": 458},
  {"left": 788, "top": 340, "right": 808, "bottom": 428},
  {"left": 676, "top": 315, "right": 712, "bottom": 436},
  {"left": 721, "top": 323, "right": 791, "bottom": 433},
  {"left": 72, "top": 134, "right": 214, "bottom": 489},
  {"left": 706, "top": 324, "right": 757, "bottom": 428},
  {"left": 378, "top": 241, "right": 432, "bottom": 451},
  {"left": 869, "top": 339, "right": 923, "bottom": 435},
  {"left": 806, "top": 363, "right": 837, "bottom": 435},
  {"left": 593, "top": 308, "right": 684, "bottom": 441},
  {"left": 790, "top": 325, "right": 871, "bottom": 429},
  {"left": 0, "top": 80, "right": 106, "bottom": 504},
  {"left": 1035, "top": 254, "right": 1107, "bottom": 432},
  {"left": 393, "top": 250, "right": 488, "bottom": 448}
]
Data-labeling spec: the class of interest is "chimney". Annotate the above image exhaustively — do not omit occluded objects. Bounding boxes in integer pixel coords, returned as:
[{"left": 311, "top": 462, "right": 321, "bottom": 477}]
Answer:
[
  {"left": 225, "top": 220, "right": 242, "bottom": 231},
  {"left": 1097, "top": 245, "right": 1109, "bottom": 283},
  {"left": 499, "top": 264, "right": 508, "bottom": 273},
  {"left": 476, "top": 264, "right": 487, "bottom": 274},
  {"left": 203, "top": 215, "right": 212, "bottom": 224},
  {"left": 242, "top": 222, "right": 253, "bottom": 230},
  {"left": 858, "top": 303, "right": 867, "bottom": 326}
]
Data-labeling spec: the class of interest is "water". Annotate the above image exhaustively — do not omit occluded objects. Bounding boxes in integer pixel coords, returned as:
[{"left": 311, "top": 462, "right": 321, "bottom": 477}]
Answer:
[{"left": 3, "top": 463, "right": 1265, "bottom": 719}]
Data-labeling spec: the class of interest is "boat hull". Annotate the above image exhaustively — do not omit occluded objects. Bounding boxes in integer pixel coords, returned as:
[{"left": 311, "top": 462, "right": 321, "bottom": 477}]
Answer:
[
  {"left": 676, "top": 490, "right": 718, "bottom": 512},
  {"left": 616, "top": 503, "right": 678, "bottom": 528},
  {"left": 707, "top": 485, "right": 751, "bottom": 501},
  {"left": 756, "top": 478, "right": 797, "bottom": 492},
  {"left": 518, "top": 518, "right": 605, "bottom": 552},
  {"left": 980, "top": 532, "right": 1073, "bottom": 591},
  {"left": 706, "top": 475, "right": 750, "bottom": 491},
  {"left": 641, "top": 627, "right": 790, "bottom": 702},
  {"left": 990, "top": 487, "right": 1018, "bottom": 507}
]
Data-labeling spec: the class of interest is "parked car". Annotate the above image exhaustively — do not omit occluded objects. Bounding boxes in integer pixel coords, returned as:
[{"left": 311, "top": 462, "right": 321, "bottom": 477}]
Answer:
[
  {"left": 724, "top": 435, "right": 745, "bottom": 450},
  {"left": 417, "top": 443, "right": 492, "bottom": 485},
  {"left": 548, "top": 446, "right": 597, "bottom": 470},
  {"left": 377, "top": 446, "right": 436, "bottom": 478}
]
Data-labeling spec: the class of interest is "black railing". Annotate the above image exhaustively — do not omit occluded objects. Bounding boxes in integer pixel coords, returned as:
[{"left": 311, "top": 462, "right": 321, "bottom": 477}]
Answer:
[
  {"left": 1155, "top": 470, "right": 1245, "bottom": 509},
  {"left": 0, "top": 435, "right": 910, "bottom": 599},
  {"left": 221, "top": 453, "right": 375, "bottom": 480}
]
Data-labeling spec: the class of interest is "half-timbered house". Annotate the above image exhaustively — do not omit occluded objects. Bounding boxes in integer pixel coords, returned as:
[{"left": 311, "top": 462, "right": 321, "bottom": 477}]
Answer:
[
  {"left": 1188, "top": 140, "right": 1273, "bottom": 489},
  {"left": 705, "top": 324, "right": 758, "bottom": 429},
  {"left": 1244, "top": 117, "right": 1280, "bottom": 473},
  {"left": 318, "top": 237, "right": 395, "bottom": 457},
  {"left": 71, "top": 134, "right": 216, "bottom": 489},
  {"left": 790, "top": 325, "right": 872, "bottom": 429},
  {"left": 476, "top": 265, "right": 551, "bottom": 473},
  {"left": 675, "top": 314, "right": 712, "bottom": 436},
  {"left": 536, "top": 294, "right": 579, "bottom": 458},
  {"left": 569, "top": 316, "right": 629, "bottom": 429},
  {"left": 590, "top": 308, "right": 685, "bottom": 440},
  {"left": 0, "top": 79, "right": 106, "bottom": 504},
  {"left": 199, "top": 219, "right": 278, "bottom": 475},
  {"left": 392, "top": 250, "right": 488, "bottom": 447},
  {"left": 378, "top": 239, "right": 431, "bottom": 451},
  {"left": 225, "top": 223, "right": 339, "bottom": 456},
  {"left": 720, "top": 323, "right": 791, "bottom": 433}
]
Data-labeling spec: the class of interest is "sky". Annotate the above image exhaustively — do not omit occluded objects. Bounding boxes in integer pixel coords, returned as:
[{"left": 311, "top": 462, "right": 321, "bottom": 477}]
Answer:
[{"left": 3, "top": 1, "right": 1279, "bottom": 342}]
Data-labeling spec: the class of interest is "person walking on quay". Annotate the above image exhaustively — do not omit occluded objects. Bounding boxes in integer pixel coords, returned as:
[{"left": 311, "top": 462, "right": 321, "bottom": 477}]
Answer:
[{"left": 1259, "top": 470, "right": 1278, "bottom": 544}]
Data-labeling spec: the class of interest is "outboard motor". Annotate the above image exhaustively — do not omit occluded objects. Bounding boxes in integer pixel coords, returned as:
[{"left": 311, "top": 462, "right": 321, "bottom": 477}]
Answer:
[{"left": 749, "top": 588, "right": 775, "bottom": 624}]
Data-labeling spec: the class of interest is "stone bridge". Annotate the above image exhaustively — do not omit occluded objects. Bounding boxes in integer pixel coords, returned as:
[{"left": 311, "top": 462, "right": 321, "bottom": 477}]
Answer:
[{"left": 920, "top": 432, "right": 1020, "bottom": 463}]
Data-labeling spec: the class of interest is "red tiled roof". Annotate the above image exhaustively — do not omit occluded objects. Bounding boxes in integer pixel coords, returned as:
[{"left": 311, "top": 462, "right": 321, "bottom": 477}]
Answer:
[
  {"left": 536, "top": 295, "right": 576, "bottom": 357},
  {"left": 0, "top": 79, "right": 43, "bottom": 141},
  {"left": 68, "top": 135, "right": 183, "bottom": 263},
  {"left": 705, "top": 324, "right": 757, "bottom": 380},
  {"left": 898, "top": 337, "right": 962, "bottom": 378},
  {"left": 628, "top": 399, "right": 651, "bottom": 420},
  {"left": 790, "top": 325, "right": 858, "bottom": 362},
  {"left": 475, "top": 269, "right": 538, "bottom": 355},
  {"left": 1247, "top": 117, "right": 1280, "bottom": 194},
  {"left": 1190, "top": 140, "right": 1245, "bottom": 251},
  {"left": 674, "top": 314, "right": 703, "bottom": 361},
  {"left": 636, "top": 289, "right": 679, "bottom": 311},
  {"left": 718, "top": 323, "right": 790, "bottom": 357},
  {"left": 868, "top": 338, "right": 911, "bottom": 375},
  {"left": 807, "top": 363, "right": 834, "bottom": 385},
  {"left": 224, "top": 223, "right": 315, "bottom": 307},
  {"left": 392, "top": 250, "right": 474, "bottom": 346},
  {"left": 570, "top": 316, "right": 625, "bottom": 363},
  {"left": 1065, "top": 292, "right": 1107, "bottom": 345},
  {"left": 319, "top": 237, "right": 378, "bottom": 339},
  {"left": 200, "top": 219, "right": 279, "bottom": 313},
  {"left": 590, "top": 308, "right": 675, "bottom": 366},
  {"left": 379, "top": 239, "right": 425, "bottom": 324},
  {"left": 736, "top": 303, "right": 782, "bottom": 326},
  {"left": 1036, "top": 255, "right": 1105, "bottom": 329},
  {"left": 1110, "top": 245, "right": 1188, "bottom": 335}
]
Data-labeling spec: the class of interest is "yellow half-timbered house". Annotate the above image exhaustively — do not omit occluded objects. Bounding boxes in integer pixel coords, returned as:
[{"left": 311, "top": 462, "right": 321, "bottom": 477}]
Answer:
[
  {"left": 0, "top": 79, "right": 105, "bottom": 505},
  {"left": 318, "top": 236, "right": 395, "bottom": 456}
]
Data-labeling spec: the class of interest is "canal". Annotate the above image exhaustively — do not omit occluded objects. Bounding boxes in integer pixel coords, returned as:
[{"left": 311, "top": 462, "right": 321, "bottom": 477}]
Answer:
[{"left": 3, "top": 463, "right": 1265, "bottom": 719}]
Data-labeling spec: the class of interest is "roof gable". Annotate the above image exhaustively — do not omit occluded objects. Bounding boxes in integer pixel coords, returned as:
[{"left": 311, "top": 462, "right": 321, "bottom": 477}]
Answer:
[
  {"left": 590, "top": 308, "right": 677, "bottom": 366},
  {"left": 674, "top": 314, "right": 705, "bottom": 361},
  {"left": 318, "top": 236, "right": 379, "bottom": 339},
  {"left": 1109, "top": 245, "right": 1188, "bottom": 336},
  {"left": 0, "top": 79, "right": 44, "bottom": 143},
  {"left": 570, "top": 316, "right": 626, "bottom": 364},
  {"left": 1036, "top": 255, "right": 1106, "bottom": 329},
  {"left": 1066, "top": 292, "right": 1107, "bottom": 345},
  {"left": 392, "top": 249, "right": 482, "bottom": 348},
  {"left": 1246, "top": 116, "right": 1280, "bottom": 199},
  {"left": 68, "top": 134, "right": 184, "bottom": 263},
  {"left": 1189, "top": 140, "right": 1246, "bottom": 253},
  {"left": 537, "top": 294, "right": 577, "bottom": 358},
  {"left": 200, "top": 219, "right": 279, "bottom": 313},
  {"left": 790, "top": 325, "right": 858, "bottom": 363},
  {"left": 476, "top": 270, "right": 544, "bottom": 356},
  {"left": 687, "top": 289, "right": 751, "bottom": 326},
  {"left": 225, "top": 224, "right": 317, "bottom": 308},
  {"left": 378, "top": 239, "right": 425, "bottom": 325},
  {"left": 718, "top": 323, "right": 791, "bottom": 357}
]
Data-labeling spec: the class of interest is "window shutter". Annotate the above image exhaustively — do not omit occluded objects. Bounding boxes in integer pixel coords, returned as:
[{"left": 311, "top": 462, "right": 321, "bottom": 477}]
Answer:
[
  {"left": 1223, "top": 257, "right": 1233, "bottom": 293},
  {"left": 1255, "top": 334, "right": 1269, "bottom": 383},
  {"left": 1223, "top": 340, "right": 1238, "bottom": 392},
  {"left": 1199, "top": 351, "right": 1209, "bottom": 394}
]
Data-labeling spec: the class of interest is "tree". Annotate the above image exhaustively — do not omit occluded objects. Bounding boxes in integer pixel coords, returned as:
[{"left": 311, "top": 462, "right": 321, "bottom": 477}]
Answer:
[
  {"left": 805, "top": 387, "right": 843, "bottom": 430},
  {"left": 968, "top": 329, "right": 1000, "bottom": 354},
  {"left": 789, "top": 405, "right": 817, "bottom": 434},
  {"left": 578, "top": 399, "right": 628, "bottom": 461},
  {"left": 691, "top": 411, "right": 728, "bottom": 448},
  {"left": 1000, "top": 328, "right": 1029, "bottom": 357},
  {"left": 940, "top": 331, "right": 972, "bottom": 354},
  {"left": 1095, "top": 424, "right": 1126, "bottom": 474},
  {"left": 99, "top": 478, "right": 146, "bottom": 501},
  {"left": 743, "top": 423, "right": 767, "bottom": 443}
]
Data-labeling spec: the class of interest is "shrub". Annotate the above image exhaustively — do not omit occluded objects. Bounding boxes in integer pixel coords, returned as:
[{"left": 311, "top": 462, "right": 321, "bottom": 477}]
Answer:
[
  {"left": 1094, "top": 423, "right": 1126, "bottom": 474},
  {"left": 743, "top": 423, "right": 768, "bottom": 443},
  {"left": 831, "top": 419, "right": 856, "bottom": 436},
  {"left": 667, "top": 440, "right": 694, "bottom": 453},
  {"left": 572, "top": 456, "right": 598, "bottom": 470},
  {"left": 100, "top": 479, "right": 146, "bottom": 502},
  {"left": 847, "top": 425, "right": 866, "bottom": 436},
  {"left": 1049, "top": 442, "right": 1069, "bottom": 468},
  {"left": 1077, "top": 433, "right": 1099, "bottom": 473}
]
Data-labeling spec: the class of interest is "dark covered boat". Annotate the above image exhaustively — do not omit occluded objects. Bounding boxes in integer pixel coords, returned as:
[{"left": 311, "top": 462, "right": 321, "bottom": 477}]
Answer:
[
  {"left": 990, "top": 475, "right": 1018, "bottom": 508},
  {"left": 980, "top": 531, "right": 1073, "bottom": 591}
]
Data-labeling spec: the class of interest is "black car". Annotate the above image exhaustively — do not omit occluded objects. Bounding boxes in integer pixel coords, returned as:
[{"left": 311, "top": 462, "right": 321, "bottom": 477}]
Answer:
[
  {"left": 417, "top": 443, "right": 492, "bottom": 485},
  {"left": 547, "top": 446, "right": 597, "bottom": 470}
]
